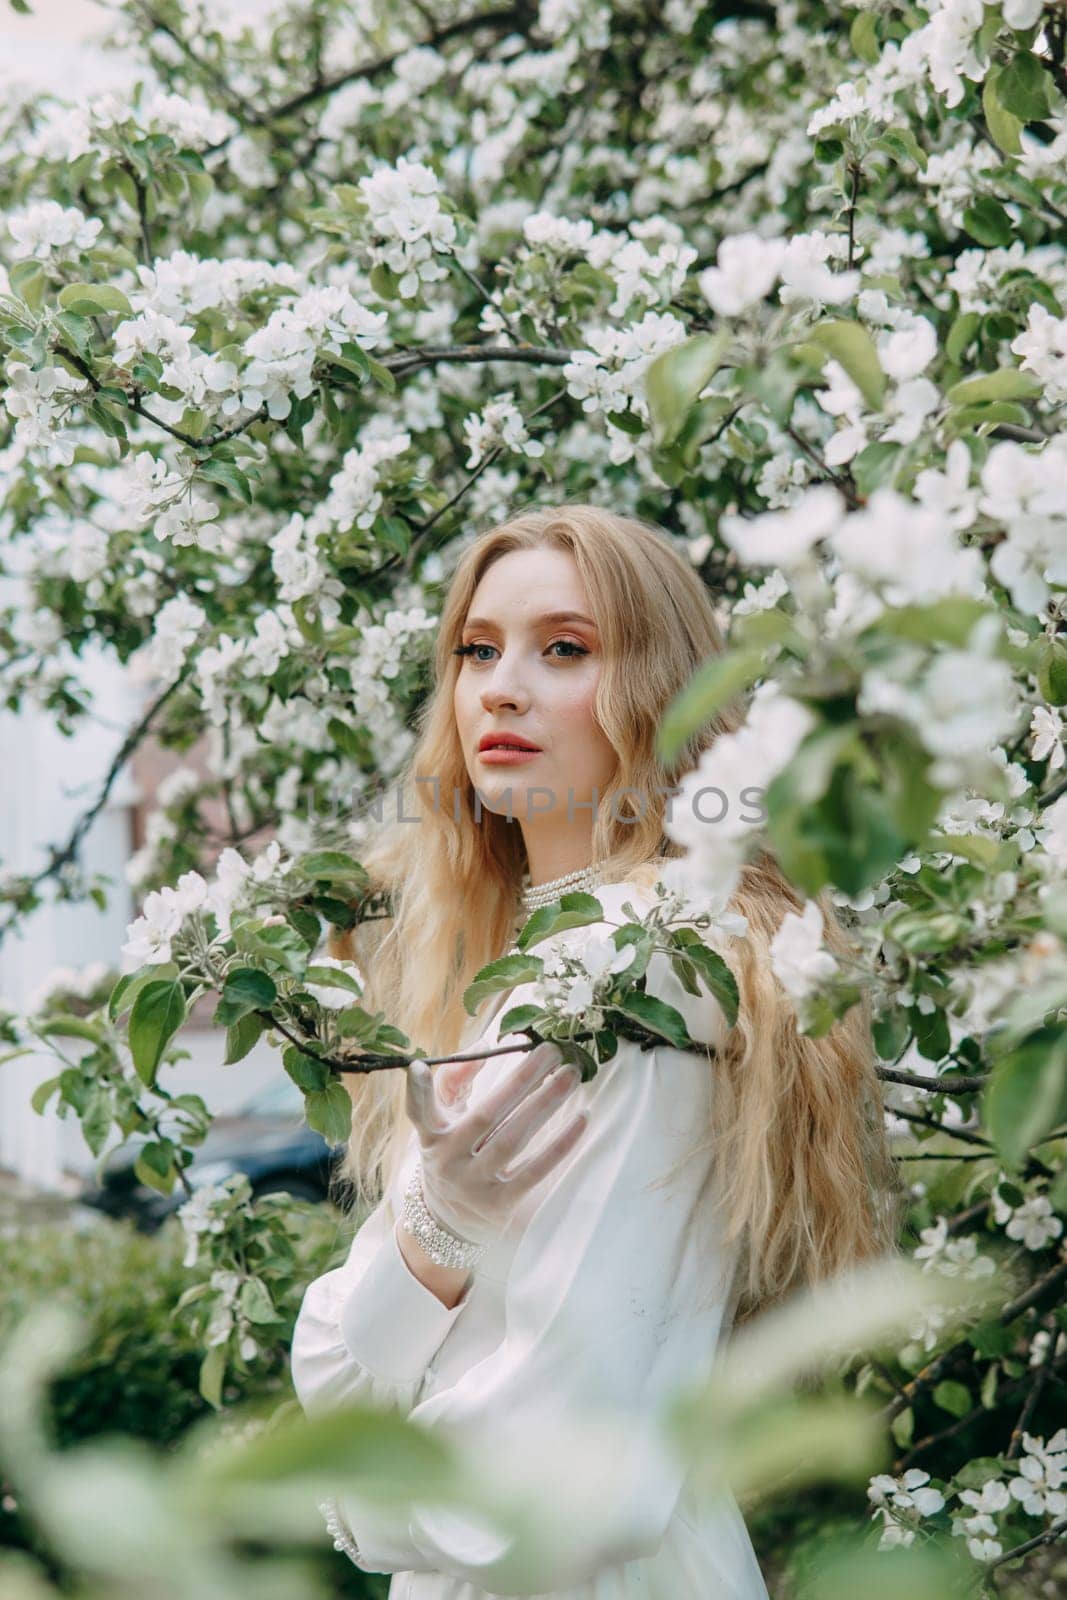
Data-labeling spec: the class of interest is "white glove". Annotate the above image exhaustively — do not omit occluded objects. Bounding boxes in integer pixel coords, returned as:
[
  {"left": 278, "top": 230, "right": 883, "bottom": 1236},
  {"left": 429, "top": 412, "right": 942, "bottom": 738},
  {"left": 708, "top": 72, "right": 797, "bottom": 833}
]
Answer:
[{"left": 404, "top": 1039, "right": 587, "bottom": 1246}]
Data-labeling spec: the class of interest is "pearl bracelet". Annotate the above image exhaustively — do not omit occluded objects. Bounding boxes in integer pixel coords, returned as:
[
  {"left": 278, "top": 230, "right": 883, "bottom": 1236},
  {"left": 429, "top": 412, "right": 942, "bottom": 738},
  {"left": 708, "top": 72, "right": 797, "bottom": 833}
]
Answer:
[
  {"left": 317, "top": 1495, "right": 362, "bottom": 1565},
  {"left": 399, "top": 1159, "right": 487, "bottom": 1271}
]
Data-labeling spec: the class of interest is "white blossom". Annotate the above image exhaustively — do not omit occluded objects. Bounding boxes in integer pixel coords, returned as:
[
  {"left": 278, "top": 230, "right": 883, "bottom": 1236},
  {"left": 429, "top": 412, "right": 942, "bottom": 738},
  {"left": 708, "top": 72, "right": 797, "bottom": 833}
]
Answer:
[
  {"left": 992, "top": 1187, "right": 1064, "bottom": 1251},
  {"left": 720, "top": 486, "right": 846, "bottom": 569},
  {"left": 358, "top": 155, "right": 457, "bottom": 299},
  {"left": 6, "top": 199, "right": 102, "bottom": 259},
  {"left": 769, "top": 900, "right": 838, "bottom": 1002},
  {"left": 1008, "top": 1429, "right": 1067, "bottom": 1518},
  {"left": 143, "top": 594, "right": 207, "bottom": 682},
  {"left": 698, "top": 233, "right": 786, "bottom": 316},
  {"left": 1011, "top": 303, "right": 1067, "bottom": 404},
  {"left": 463, "top": 398, "right": 546, "bottom": 468},
  {"left": 1030, "top": 705, "right": 1065, "bottom": 773}
]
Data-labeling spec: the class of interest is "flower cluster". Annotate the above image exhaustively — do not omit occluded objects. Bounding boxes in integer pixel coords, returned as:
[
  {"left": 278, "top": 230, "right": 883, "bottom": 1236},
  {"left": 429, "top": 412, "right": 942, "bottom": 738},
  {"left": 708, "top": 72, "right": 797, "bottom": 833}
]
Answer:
[{"left": 357, "top": 156, "right": 458, "bottom": 299}]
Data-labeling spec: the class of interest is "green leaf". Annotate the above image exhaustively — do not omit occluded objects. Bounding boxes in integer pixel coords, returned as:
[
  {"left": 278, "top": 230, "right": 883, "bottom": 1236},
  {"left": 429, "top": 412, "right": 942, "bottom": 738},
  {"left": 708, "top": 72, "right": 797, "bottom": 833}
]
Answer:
[
  {"left": 933, "top": 1379, "right": 972, "bottom": 1419},
  {"left": 81, "top": 1084, "right": 112, "bottom": 1156},
  {"left": 656, "top": 646, "right": 766, "bottom": 762},
  {"left": 612, "top": 989, "right": 693, "bottom": 1050},
  {"left": 197, "top": 458, "right": 253, "bottom": 504},
  {"left": 209, "top": 1397, "right": 454, "bottom": 1492},
  {"left": 1037, "top": 641, "right": 1067, "bottom": 706},
  {"left": 304, "top": 1078, "right": 353, "bottom": 1144},
  {"left": 463, "top": 952, "right": 543, "bottom": 1010},
  {"left": 109, "top": 962, "right": 178, "bottom": 1022},
  {"left": 984, "top": 1026, "right": 1067, "bottom": 1171},
  {"left": 997, "top": 51, "right": 1052, "bottom": 122},
  {"left": 668, "top": 932, "right": 740, "bottom": 1030},
  {"left": 213, "top": 967, "right": 277, "bottom": 1027},
  {"left": 305, "top": 963, "right": 364, "bottom": 997},
  {"left": 334, "top": 1007, "right": 381, "bottom": 1040},
  {"left": 890, "top": 1406, "right": 913, "bottom": 1448},
  {"left": 287, "top": 906, "right": 322, "bottom": 950},
  {"left": 233, "top": 920, "right": 309, "bottom": 975},
  {"left": 134, "top": 1142, "right": 176, "bottom": 1194},
  {"left": 9, "top": 258, "right": 45, "bottom": 309},
  {"left": 646, "top": 332, "right": 730, "bottom": 450},
  {"left": 224, "top": 1011, "right": 266, "bottom": 1064},
  {"left": 674, "top": 394, "right": 737, "bottom": 466},
  {"left": 872, "top": 1006, "right": 910, "bottom": 1062},
  {"left": 35, "top": 1015, "right": 102, "bottom": 1043},
  {"left": 57, "top": 281, "right": 132, "bottom": 317},
  {"left": 963, "top": 197, "right": 1014, "bottom": 248},
  {"left": 910, "top": 1003, "right": 951, "bottom": 1065},
  {"left": 31, "top": 1075, "right": 62, "bottom": 1114},
  {"left": 239, "top": 1277, "right": 276, "bottom": 1324},
  {"left": 283, "top": 1046, "right": 330, "bottom": 1092},
  {"left": 945, "top": 311, "right": 981, "bottom": 364},
  {"left": 808, "top": 320, "right": 886, "bottom": 410},
  {"left": 369, "top": 263, "right": 399, "bottom": 301},
  {"left": 947, "top": 369, "right": 1041, "bottom": 406},
  {"left": 849, "top": 9, "right": 879, "bottom": 64},
  {"left": 851, "top": 441, "right": 901, "bottom": 495},
  {"left": 870, "top": 129, "right": 927, "bottom": 172},
  {"left": 366, "top": 355, "right": 396, "bottom": 392},
  {"left": 495, "top": 1002, "right": 545, "bottom": 1036},
  {"left": 128, "top": 979, "right": 187, "bottom": 1087},
  {"left": 924, "top": 832, "right": 1002, "bottom": 869},
  {"left": 884, "top": 909, "right": 970, "bottom": 954},
  {"left": 298, "top": 850, "right": 369, "bottom": 886},
  {"left": 982, "top": 68, "right": 1023, "bottom": 156},
  {"left": 199, "top": 1344, "right": 227, "bottom": 1410},
  {"left": 513, "top": 892, "right": 607, "bottom": 952}
]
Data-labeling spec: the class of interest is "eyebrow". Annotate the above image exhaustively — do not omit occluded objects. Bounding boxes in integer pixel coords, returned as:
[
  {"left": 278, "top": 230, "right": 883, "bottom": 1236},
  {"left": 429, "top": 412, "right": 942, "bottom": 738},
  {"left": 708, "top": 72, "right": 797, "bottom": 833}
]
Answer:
[{"left": 462, "top": 610, "right": 598, "bottom": 631}]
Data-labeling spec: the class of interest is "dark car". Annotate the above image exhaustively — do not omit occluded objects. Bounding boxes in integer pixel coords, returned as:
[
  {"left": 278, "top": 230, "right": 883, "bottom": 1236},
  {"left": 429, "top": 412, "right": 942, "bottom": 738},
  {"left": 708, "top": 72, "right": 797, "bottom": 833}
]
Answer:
[{"left": 79, "top": 1075, "right": 349, "bottom": 1231}]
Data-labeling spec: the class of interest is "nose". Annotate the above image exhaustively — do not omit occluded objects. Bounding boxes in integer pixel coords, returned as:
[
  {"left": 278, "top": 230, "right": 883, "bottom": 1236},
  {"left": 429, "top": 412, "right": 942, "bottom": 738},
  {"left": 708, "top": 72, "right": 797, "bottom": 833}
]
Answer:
[{"left": 479, "top": 650, "right": 531, "bottom": 715}]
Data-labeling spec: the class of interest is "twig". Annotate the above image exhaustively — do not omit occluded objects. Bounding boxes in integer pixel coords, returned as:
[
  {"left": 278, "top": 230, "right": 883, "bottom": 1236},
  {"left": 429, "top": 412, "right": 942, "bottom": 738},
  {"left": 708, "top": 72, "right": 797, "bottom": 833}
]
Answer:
[
  {"left": 846, "top": 160, "right": 861, "bottom": 271},
  {"left": 404, "top": 383, "right": 568, "bottom": 563},
  {"left": 898, "top": 1350, "right": 1067, "bottom": 1470},
  {"left": 0, "top": 664, "right": 195, "bottom": 949},
  {"left": 449, "top": 256, "right": 524, "bottom": 344},
  {"left": 53, "top": 341, "right": 269, "bottom": 451},
  {"left": 883, "top": 1246, "right": 1067, "bottom": 1422},
  {"left": 1038, "top": 769, "right": 1067, "bottom": 810},
  {"left": 784, "top": 424, "right": 860, "bottom": 507},
  {"left": 886, "top": 1105, "right": 993, "bottom": 1150},
  {"left": 382, "top": 342, "right": 572, "bottom": 377},
  {"left": 985, "top": 1514, "right": 1067, "bottom": 1573},
  {"left": 1006, "top": 1310, "right": 1059, "bottom": 1460},
  {"left": 200, "top": 5, "right": 534, "bottom": 153},
  {"left": 877, "top": 1065, "right": 989, "bottom": 1095}
]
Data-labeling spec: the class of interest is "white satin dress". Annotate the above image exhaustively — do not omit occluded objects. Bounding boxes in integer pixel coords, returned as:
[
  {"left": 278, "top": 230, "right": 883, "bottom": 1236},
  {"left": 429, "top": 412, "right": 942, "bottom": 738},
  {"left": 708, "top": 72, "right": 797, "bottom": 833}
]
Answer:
[{"left": 290, "top": 878, "right": 771, "bottom": 1600}]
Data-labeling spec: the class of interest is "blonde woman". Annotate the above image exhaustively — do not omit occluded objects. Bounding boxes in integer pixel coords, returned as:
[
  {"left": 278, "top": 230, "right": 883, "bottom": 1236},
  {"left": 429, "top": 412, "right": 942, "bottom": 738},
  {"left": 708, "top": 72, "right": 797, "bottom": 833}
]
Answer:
[{"left": 290, "top": 504, "right": 904, "bottom": 1599}]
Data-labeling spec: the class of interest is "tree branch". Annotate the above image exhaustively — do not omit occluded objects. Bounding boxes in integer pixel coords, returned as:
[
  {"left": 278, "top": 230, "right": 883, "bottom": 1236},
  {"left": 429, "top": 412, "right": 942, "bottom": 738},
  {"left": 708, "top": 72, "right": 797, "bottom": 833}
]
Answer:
[
  {"left": 882, "top": 1245, "right": 1067, "bottom": 1422},
  {"left": 201, "top": 5, "right": 536, "bottom": 153},
  {"left": 0, "top": 663, "right": 196, "bottom": 949},
  {"left": 877, "top": 1065, "right": 989, "bottom": 1095}
]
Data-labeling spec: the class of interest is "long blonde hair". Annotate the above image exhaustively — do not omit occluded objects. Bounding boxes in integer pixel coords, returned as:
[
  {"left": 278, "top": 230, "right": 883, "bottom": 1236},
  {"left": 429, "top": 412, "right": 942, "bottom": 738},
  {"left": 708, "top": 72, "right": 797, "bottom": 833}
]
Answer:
[{"left": 329, "top": 503, "right": 905, "bottom": 1324}]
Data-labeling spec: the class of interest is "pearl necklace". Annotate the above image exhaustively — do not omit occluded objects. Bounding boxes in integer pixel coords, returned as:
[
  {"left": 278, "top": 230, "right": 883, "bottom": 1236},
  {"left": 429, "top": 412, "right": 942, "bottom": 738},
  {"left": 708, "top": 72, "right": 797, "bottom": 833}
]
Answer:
[{"left": 519, "top": 863, "right": 602, "bottom": 914}]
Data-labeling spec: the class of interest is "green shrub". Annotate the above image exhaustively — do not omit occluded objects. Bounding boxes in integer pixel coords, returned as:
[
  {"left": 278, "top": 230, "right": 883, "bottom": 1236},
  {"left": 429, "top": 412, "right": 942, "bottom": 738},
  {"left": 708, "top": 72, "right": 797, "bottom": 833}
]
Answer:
[{"left": 0, "top": 1206, "right": 386, "bottom": 1596}]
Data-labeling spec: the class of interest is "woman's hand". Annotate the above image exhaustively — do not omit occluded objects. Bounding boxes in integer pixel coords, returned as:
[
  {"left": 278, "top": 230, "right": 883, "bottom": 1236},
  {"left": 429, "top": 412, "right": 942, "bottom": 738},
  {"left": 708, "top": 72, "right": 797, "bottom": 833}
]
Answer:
[{"left": 404, "top": 1041, "right": 588, "bottom": 1246}]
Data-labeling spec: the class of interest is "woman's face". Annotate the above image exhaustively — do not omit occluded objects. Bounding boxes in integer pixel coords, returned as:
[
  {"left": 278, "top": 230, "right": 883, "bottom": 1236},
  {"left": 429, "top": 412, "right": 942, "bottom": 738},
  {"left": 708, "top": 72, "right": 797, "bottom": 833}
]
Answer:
[{"left": 452, "top": 547, "right": 617, "bottom": 847}]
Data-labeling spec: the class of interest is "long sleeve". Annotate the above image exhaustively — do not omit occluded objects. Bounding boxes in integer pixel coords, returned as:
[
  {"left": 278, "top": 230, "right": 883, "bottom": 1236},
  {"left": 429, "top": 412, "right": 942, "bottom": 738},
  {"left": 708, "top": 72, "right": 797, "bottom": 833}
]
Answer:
[
  {"left": 331, "top": 984, "right": 738, "bottom": 1595},
  {"left": 290, "top": 1166, "right": 474, "bottom": 1420}
]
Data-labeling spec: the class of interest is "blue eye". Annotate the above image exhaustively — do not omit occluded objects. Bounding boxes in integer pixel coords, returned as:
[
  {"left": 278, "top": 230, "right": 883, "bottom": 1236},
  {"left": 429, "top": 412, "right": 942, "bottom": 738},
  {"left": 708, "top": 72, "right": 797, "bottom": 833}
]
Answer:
[
  {"left": 454, "top": 640, "right": 499, "bottom": 659},
  {"left": 452, "top": 640, "right": 589, "bottom": 664}
]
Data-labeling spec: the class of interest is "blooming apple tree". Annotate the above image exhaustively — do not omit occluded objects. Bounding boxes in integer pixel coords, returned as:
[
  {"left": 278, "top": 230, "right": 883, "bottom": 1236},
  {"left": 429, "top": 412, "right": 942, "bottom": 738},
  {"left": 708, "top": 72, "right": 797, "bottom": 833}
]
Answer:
[{"left": 2, "top": 0, "right": 1067, "bottom": 1586}]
